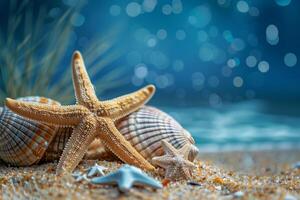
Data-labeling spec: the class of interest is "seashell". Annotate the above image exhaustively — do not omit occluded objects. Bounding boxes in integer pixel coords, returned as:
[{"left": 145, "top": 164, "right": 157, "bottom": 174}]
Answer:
[
  {"left": 0, "top": 96, "right": 60, "bottom": 166},
  {"left": 42, "top": 127, "right": 73, "bottom": 162},
  {"left": 0, "top": 96, "right": 106, "bottom": 166},
  {"left": 116, "top": 106, "right": 199, "bottom": 162}
]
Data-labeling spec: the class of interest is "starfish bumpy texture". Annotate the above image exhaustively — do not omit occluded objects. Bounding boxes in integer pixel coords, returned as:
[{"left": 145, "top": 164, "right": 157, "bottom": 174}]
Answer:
[
  {"left": 6, "top": 51, "right": 156, "bottom": 175},
  {"left": 91, "top": 165, "right": 162, "bottom": 192},
  {"left": 152, "top": 140, "right": 196, "bottom": 181}
]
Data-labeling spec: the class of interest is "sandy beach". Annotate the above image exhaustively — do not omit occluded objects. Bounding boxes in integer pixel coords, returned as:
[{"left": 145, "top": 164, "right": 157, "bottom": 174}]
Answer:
[{"left": 0, "top": 149, "right": 299, "bottom": 200}]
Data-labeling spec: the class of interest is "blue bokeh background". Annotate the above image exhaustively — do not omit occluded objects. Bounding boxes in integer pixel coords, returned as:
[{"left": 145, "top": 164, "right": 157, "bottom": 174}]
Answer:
[
  {"left": 2, "top": 0, "right": 299, "bottom": 106},
  {"left": 1, "top": 0, "right": 300, "bottom": 150}
]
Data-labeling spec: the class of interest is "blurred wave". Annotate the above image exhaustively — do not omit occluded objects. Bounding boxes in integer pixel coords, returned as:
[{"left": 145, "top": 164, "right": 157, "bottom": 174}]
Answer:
[{"left": 160, "top": 100, "right": 300, "bottom": 151}]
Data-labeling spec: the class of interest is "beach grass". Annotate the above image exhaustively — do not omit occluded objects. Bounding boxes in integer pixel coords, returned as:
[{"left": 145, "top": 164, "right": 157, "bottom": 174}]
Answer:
[{"left": 0, "top": 0, "right": 128, "bottom": 105}]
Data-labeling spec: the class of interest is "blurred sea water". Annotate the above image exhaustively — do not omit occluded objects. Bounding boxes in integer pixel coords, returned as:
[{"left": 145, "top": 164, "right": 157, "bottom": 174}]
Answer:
[{"left": 160, "top": 101, "right": 300, "bottom": 152}]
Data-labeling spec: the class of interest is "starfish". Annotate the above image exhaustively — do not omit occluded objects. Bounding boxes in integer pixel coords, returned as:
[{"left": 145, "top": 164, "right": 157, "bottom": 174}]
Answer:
[
  {"left": 72, "top": 172, "right": 89, "bottom": 182},
  {"left": 91, "top": 165, "right": 162, "bottom": 193},
  {"left": 6, "top": 51, "right": 156, "bottom": 175},
  {"left": 86, "top": 163, "right": 107, "bottom": 177},
  {"left": 152, "top": 140, "right": 196, "bottom": 181}
]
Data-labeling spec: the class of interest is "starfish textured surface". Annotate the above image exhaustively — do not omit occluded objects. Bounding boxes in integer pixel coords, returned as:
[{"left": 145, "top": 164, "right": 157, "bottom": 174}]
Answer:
[
  {"left": 91, "top": 164, "right": 162, "bottom": 193},
  {"left": 152, "top": 140, "right": 196, "bottom": 180},
  {"left": 6, "top": 51, "right": 156, "bottom": 175}
]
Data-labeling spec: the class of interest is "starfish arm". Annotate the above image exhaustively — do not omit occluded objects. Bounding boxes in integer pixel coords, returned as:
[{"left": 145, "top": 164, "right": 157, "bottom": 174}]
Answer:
[
  {"left": 100, "top": 85, "right": 155, "bottom": 120},
  {"left": 96, "top": 117, "right": 155, "bottom": 171},
  {"left": 72, "top": 51, "right": 99, "bottom": 107},
  {"left": 166, "top": 160, "right": 195, "bottom": 180},
  {"left": 161, "top": 140, "right": 178, "bottom": 157},
  {"left": 119, "top": 174, "right": 134, "bottom": 192},
  {"left": 165, "top": 166, "right": 178, "bottom": 180},
  {"left": 178, "top": 144, "right": 192, "bottom": 160},
  {"left": 6, "top": 98, "right": 89, "bottom": 126},
  {"left": 133, "top": 172, "right": 162, "bottom": 189},
  {"left": 182, "top": 159, "right": 196, "bottom": 169},
  {"left": 56, "top": 115, "right": 97, "bottom": 175},
  {"left": 152, "top": 156, "right": 174, "bottom": 169},
  {"left": 91, "top": 172, "right": 119, "bottom": 185},
  {"left": 87, "top": 168, "right": 97, "bottom": 177}
]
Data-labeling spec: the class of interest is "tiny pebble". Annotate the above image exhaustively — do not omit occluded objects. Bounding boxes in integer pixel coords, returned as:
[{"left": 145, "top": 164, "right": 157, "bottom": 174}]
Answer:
[
  {"left": 285, "top": 194, "right": 297, "bottom": 200},
  {"left": 187, "top": 181, "right": 202, "bottom": 186},
  {"left": 234, "top": 191, "right": 244, "bottom": 198},
  {"left": 162, "top": 179, "right": 171, "bottom": 187}
]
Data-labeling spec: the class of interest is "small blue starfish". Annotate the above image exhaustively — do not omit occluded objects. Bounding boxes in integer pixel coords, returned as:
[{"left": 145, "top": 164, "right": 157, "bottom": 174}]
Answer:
[
  {"left": 86, "top": 163, "right": 107, "bottom": 177},
  {"left": 91, "top": 165, "right": 162, "bottom": 192},
  {"left": 72, "top": 172, "right": 89, "bottom": 182}
]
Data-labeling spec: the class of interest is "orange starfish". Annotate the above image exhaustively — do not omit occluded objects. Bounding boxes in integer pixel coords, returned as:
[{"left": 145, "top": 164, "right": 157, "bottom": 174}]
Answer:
[{"left": 6, "top": 51, "right": 156, "bottom": 175}]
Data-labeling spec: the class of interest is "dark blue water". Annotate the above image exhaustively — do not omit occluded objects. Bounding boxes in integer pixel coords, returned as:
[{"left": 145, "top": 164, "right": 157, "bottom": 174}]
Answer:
[{"left": 160, "top": 101, "right": 300, "bottom": 151}]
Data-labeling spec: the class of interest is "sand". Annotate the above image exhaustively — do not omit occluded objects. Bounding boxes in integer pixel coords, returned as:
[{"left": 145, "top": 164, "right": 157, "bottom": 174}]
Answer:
[{"left": 0, "top": 149, "right": 299, "bottom": 200}]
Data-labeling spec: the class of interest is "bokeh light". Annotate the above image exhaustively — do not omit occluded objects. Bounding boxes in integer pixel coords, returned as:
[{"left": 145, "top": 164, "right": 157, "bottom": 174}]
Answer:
[
  {"left": 109, "top": 5, "right": 121, "bottom": 16},
  {"left": 266, "top": 24, "right": 279, "bottom": 45},
  {"left": 246, "top": 56, "right": 257, "bottom": 67},
  {"left": 227, "top": 58, "right": 237, "bottom": 68},
  {"left": 147, "top": 37, "right": 157, "bottom": 47},
  {"left": 175, "top": 30, "right": 186, "bottom": 40},
  {"left": 126, "top": 2, "right": 142, "bottom": 17},
  {"left": 162, "top": 4, "right": 172, "bottom": 15},
  {"left": 222, "top": 66, "right": 232, "bottom": 77},
  {"left": 209, "top": 93, "right": 222, "bottom": 107},
  {"left": 172, "top": 60, "right": 184, "bottom": 72},
  {"left": 284, "top": 53, "right": 297, "bottom": 67},
  {"left": 172, "top": 0, "right": 183, "bottom": 14},
  {"left": 249, "top": 7, "right": 260, "bottom": 16},
  {"left": 233, "top": 76, "right": 244, "bottom": 87},
  {"left": 258, "top": 61, "right": 270, "bottom": 73},
  {"left": 134, "top": 28, "right": 150, "bottom": 43},
  {"left": 230, "top": 38, "right": 246, "bottom": 51},
  {"left": 223, "top": 30, "right": 234, "bottom": 42},
  {"left": 148, "top": 51, "right": 169, "bottom": 69},
  {"left": 71, "top": 13, "right": 85, "bottom": 27},
  {"left": 275, "top": 0, "right": 292, "bottom": 7},
  {"left": 197, "top": 30, "right": 208, "bottom": 42},
  {"left": 134, "top": 63, "right": 148, "bottom": 79},
  {"left": 156, "top": 29, "right": 167, "bottom": 40},
  {"left": 199, "top": 43, "right": 219, "bottom": 62},
  {"left": 192, "top": 72, "right": 205, "bottom": 91},
  {"left": 188, "top": 6, "right": 211, "bottom": 28},
  {"left": 236, "top": 1, "right": 249, "bottom": 13},
  {"left": 142, "top": 0, "right": 157, "bottom": 13}
]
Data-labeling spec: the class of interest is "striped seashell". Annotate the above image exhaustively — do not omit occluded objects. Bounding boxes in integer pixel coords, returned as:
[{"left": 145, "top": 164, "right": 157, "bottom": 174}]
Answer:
[
  {"left": 0, "top": 96, "right": 60, "bottom": 166},
  {"left": 0, "top": 96, "right": 106, "bottom": 166},
  {"left": 42, "top": 127, "right": 73, "bottom": 162},
  {"left": 116, "top": 106, "right": 199, "bottom": 163}
]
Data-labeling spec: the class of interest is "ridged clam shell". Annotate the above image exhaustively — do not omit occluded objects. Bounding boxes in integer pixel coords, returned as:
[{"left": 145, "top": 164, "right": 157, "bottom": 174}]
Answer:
[
  {"left": 116, "top": 106, "right": 199, "bottom": 162},
  {"left": 0, "top": 97, "right": 60, "bottom": 166},
  {"left": 42, "top": 127, "right": 73, "bottom": 162}
]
